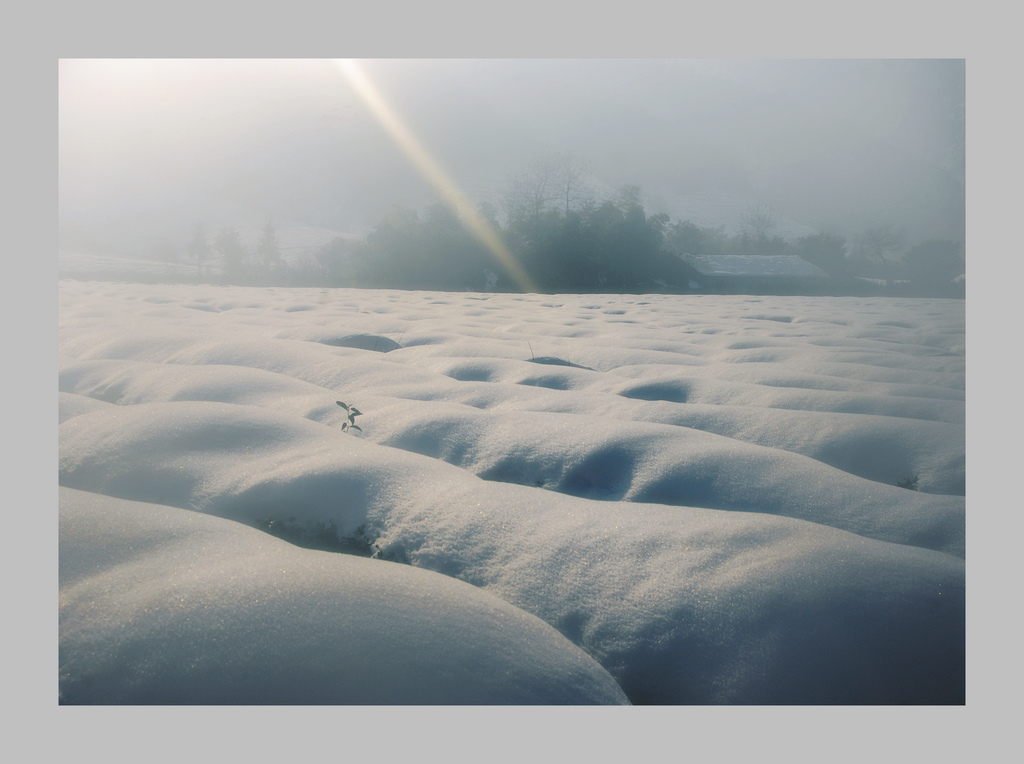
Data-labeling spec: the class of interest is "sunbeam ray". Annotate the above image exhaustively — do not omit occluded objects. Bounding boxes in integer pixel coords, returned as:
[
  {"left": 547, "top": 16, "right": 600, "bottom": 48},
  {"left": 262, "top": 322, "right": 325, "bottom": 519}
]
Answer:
[{"left": 337, "top": 59, "right": 537, "bottom": 293}]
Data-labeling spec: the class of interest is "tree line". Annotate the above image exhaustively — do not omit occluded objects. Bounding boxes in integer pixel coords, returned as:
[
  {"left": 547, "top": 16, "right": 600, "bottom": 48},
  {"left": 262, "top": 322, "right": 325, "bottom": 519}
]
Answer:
[
  {"left": 157, "top": 214, "right": 285, "bottom": 284},
  {"left": 166, "top": 152, "right": 964, "bottom": 295}
]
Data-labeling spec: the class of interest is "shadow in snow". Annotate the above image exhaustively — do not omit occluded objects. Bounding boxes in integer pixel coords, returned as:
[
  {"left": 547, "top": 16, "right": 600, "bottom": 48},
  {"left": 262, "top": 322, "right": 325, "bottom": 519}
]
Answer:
[
  {"left": 317, "top": 334, "right": 403, "bottom": 353},
  {"left": 618, "top": 381, "right": 691, "bottom": 404}
]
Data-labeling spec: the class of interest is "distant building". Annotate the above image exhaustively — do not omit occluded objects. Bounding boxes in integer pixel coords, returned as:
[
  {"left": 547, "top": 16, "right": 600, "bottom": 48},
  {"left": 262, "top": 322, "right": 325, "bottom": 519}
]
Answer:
[{"left": 678, "top": 253, "right": 830, "bottom": 294}]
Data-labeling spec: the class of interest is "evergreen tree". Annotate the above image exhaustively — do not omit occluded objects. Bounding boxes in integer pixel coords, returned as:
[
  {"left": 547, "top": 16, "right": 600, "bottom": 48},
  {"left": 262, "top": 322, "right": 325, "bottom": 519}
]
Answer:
[{"left": 664, "top": 220, "right": 704, "bottom": 256}]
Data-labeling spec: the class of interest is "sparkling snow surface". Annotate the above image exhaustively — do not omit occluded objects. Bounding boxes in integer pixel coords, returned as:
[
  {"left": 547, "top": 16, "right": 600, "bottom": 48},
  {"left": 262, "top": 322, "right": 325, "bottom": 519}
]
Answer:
[{"left": 58, "top": 281, "right": 965, "bottom": 704}]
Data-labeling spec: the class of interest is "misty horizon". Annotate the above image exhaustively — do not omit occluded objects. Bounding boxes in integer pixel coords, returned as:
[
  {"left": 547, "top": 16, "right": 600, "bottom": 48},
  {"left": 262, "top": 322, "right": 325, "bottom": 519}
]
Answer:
[{"left": 58, "top": 58, "right": 965, "bottom": 257}]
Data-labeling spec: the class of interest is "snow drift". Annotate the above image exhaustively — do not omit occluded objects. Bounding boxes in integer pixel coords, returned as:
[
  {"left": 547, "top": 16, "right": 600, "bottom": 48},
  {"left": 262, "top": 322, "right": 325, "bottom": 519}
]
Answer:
[
  {"left": 58, "top": 281, "right": 966, "bottom": 704},
  {"left": 59, "top": 487, "right": 629, "bottom": 704}
]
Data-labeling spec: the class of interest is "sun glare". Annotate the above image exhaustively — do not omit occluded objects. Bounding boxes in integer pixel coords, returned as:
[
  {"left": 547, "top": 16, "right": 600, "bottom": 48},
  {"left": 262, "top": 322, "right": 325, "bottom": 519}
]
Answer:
[{"left": 336, "top": 59, "right": 537, "bottom": 293}]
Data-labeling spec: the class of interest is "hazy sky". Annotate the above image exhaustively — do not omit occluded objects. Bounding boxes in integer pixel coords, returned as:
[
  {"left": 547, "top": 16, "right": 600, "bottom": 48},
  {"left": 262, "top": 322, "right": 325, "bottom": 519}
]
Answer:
[{"left": 58, "top": 58, "right": 965, "bottom": 248}]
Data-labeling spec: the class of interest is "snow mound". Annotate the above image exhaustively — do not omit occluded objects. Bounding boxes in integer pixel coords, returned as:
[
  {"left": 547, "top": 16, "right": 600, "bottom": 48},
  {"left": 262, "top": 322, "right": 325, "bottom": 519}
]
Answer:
[
  {"left": 59, "top": 399, "right": 965, "bottom": 703},
  {"left": 315, "top": 333, "right": 404, "bottom": 352},
  {"left": 59, "top": 487, "right": 629, "bottom": 705},
  {"left": 58, "top": 282, "right": 966, "bottom": 704},
  {"left": 58, "top": 398, "right": 963, "bottom": 558}
]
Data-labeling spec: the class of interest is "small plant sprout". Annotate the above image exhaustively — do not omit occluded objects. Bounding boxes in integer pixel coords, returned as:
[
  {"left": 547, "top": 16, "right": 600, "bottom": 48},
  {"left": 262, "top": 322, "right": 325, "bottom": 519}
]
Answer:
[
  {"left": 337, "top": 401, "right": 363, "bottom": 433},
  {"left": 897, "top": 475, "right": 919, "bottom": 491}
]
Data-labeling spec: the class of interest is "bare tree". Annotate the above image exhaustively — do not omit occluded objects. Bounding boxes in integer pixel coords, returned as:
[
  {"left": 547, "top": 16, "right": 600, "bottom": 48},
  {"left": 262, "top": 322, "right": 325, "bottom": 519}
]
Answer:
[
  {"left": 501, "top": 160, "right": 556, "bottom": 225},
  {"left": 553, "top": 150, "right": 593, "bottom": 216},
  {"left": 859, "top": 223, "right": 905, "bottom": 265},
  {"left": 498, "top": 170, "right": 526, "bottom": 226},
  {"left": 741, "top": 204, "right": 778, "bottom": 252},
  {"left": 501, "top": 151, "right": 593, "bottom": 225}
]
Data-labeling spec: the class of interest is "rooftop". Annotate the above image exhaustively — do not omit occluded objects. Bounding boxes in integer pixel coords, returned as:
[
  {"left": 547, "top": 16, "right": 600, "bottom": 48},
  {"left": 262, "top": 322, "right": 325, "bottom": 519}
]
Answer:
[{"left": 682, "top": 254, "right": 828, "bottom": 279}]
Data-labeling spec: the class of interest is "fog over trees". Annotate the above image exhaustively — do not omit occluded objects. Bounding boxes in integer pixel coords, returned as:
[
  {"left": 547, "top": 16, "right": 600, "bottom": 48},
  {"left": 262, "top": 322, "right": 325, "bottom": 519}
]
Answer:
[{"left": 59, "top": 59, "right": 965, "bottom": 294}]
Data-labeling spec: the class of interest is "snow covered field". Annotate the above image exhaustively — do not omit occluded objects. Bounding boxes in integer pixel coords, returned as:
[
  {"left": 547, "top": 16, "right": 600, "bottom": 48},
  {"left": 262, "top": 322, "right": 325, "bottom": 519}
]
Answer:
[{"left": 58, "top": 280, "right": 965, "bottom": 704}]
